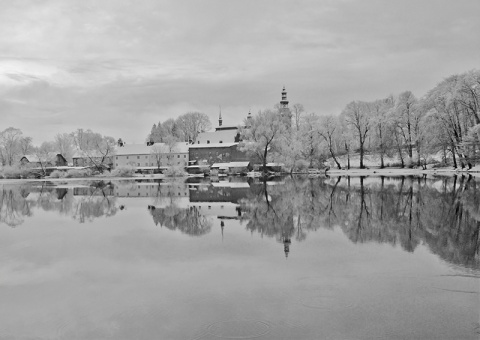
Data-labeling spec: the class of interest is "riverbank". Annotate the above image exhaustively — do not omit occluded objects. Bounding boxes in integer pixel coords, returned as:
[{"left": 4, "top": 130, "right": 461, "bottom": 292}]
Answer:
[
  {"left": 0, "top": 173, "right": 167, "bottom": 184},
  {"left": 326, "top": 166, "right": 480, "bottom": 177}
]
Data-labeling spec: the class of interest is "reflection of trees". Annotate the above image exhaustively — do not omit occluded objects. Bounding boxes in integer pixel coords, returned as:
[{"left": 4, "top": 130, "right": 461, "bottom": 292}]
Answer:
[
  {"left": 148, "top": 205, "right": 212, "bottom": 236},
  {"left": 0, "top": 186, "right": 31, "bottom": 227},
  {"left": 239, "top": 176, "right": 480, "bottom": 269},
  {"left": 0, "top": 182, "right": 118, "bottom": 226},
  {"left": 71, "top": 184, "right": 117, "bottom": 223}
]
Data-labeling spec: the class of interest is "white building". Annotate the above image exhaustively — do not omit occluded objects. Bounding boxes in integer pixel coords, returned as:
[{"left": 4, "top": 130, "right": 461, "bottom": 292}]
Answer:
[{"left": 114, "top": 142, "right": 189, "bottom": 170}]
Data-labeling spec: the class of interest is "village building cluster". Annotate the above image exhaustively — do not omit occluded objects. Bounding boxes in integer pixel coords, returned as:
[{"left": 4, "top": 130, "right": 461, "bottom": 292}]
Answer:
[{"left": 19, "top": 87, "right": 291, "bottom": 175}]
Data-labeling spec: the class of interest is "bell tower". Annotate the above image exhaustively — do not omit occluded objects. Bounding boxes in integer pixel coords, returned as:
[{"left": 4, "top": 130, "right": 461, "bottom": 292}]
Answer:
[
  {"left": 218, "top": 106, "right": 223, "bottom": 127},
  {"left": 279, "top": 86, "right": 292, "bottom": 128},
  {"left": 280, "top": 86, "right": 289, "bottom": 109}
]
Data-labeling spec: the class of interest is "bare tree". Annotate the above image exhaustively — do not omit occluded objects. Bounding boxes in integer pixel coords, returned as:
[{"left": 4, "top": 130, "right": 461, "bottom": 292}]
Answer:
[
  {"left": 19, "top": 137, "right": 33, "bottom": 156},
  {"left": 175, "top": 112, "right": 211, "bottom": 143},
  {"left": 71, "top": 129, "right": 116, "bottom": 172},
  {"left": 341, "top": 101, "right": 371, "bottom": 169},
  {"left": 292, "top": 103, "right": 305, "bottom": 131},
  {"left": 370, "top": 97, "right": 394, "bottom": 168},
  {"left": 32, "top": 142, "right": 56, "bottom": 176},
  {"left": 239, "top": 109, "right": 286, "bottom": 172},
  {"left": 150, "top": 136, "right": 180, "bottom": 170},
  {"left": 318, "top": 115, "right": 342, "bottom": 169},
  {"left": 394, "top": 91, "right": 420, "bottom": 166},
  {"left": 54, "top": 133, "right": 75, "bottom": 163},
  {"left": 0, "top": 127, "right": 24, "bottom": 166}
]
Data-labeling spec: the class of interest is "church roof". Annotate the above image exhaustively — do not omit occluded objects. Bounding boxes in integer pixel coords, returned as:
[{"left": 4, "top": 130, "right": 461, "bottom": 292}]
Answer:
[{"left": 196, "top": 129, "right": 239, "bottom": 144}]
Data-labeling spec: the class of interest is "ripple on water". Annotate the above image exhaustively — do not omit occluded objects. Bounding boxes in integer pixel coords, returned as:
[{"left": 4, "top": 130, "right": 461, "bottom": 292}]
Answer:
[
  {"left": 299, "top": 294, "right": 357, "bottom": 311},
  {"left": 205, "top": 320, "right": 272, "bottom": 339},
  {"left": 425, "top": 275, "right": 480, "bottom": 295}
]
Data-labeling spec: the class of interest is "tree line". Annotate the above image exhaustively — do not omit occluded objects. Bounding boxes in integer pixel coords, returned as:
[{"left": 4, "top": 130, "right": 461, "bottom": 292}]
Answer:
[
  {"left": 239, "top": 69, "right": 480, "bottom": 170},
  {"left": 0, "top": 128, "right": 116, "bottom": 173},
  {"left": 2, "top": 69, "right": 478, "bottom": 172}
]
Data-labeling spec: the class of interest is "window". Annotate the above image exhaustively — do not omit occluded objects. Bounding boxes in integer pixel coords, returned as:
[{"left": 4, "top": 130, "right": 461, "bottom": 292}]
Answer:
[
  {"left": 177, "top": 155, "right": 180, "bottom": 158},
  {"left": 184, "top": 155, "right": 186, "bottom": 158},
  {"left": 145, "top": 156, "right": 148, "bottom": 159},
  {"left": 137, "top": 156, "right": 140, "bottom": 159},
  {"left": 219, "top": 141, "right": 223, "bottom": 143},
  {"left": 126, "top": 156, "right": 129, "bottom": 159},
  {"left": 198, "top": 141, "right": 200, "bottom": 144},
  {"left": 177, "top": 162, "right": 180, "bottom": 165},
  {"left": 137, "top": 163, "right": 140, "bottom": 166},
  {"left": 116, "top": 163, "right": 118, "bottom": 167},
  {"left": 207, "top": 140, "right": 210, "bottom": 144},
  {"left": 116, "top": 156, "right": 118, "bottom": 160}
]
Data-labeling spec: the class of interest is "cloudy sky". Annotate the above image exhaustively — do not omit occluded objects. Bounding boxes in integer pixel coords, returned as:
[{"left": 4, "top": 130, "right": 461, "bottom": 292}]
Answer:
[{"left": 1, "top": 0, "right": 479, "bottom": 144}]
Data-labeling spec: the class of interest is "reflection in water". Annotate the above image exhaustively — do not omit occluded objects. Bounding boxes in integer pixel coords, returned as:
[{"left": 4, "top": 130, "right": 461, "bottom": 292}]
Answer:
[
  {"left": 148, "top": 205, "right": 212, "bottom": 236},
  {"left": 0, "top": 181, "right": 117, "bottom": 225},
  {"left": 1, "top": 176, "right": 479, "bottom": 269}
]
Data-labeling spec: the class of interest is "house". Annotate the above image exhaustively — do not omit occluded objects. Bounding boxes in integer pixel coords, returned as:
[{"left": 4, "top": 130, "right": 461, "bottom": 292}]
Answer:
[
  {"left": 114, "top": 142, "right": 189, "bottom": 171},
  {"left": 20, "top": 154, "right": 67, "bottom": 167}
]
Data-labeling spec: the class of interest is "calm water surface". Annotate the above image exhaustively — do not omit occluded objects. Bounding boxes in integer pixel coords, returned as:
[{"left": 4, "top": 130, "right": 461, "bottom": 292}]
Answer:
[{"left": 0, "top": 175, "right": 479, "bottom": 340}]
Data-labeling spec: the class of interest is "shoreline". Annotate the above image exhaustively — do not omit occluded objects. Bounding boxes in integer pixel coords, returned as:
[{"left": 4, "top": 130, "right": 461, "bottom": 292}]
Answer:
[
  {"left": 325, "top": 167, "right": 480, "bottom": 177},
  {"left": 0, "top": 174, "right": 167, "bottom": 185},
  {"left": 1, "top": 168, "right": 479, "bottom": 184}
]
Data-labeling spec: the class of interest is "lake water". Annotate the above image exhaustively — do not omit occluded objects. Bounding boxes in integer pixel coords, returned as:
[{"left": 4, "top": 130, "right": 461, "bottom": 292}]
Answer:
[{"left": 0, "top": 175, "right": 479, "bottom": 340}]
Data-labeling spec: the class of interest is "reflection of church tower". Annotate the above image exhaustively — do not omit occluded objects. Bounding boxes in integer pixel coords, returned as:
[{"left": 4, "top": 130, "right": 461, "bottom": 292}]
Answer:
[
  {"left": 280, "top": 86, "right": 292, "bottom": 128},
  {"left": 283, "top": 236, "right": 291, "bottom": 258},
  {"left": 221, "top": 220, "right": 225, "bottom": 241}
]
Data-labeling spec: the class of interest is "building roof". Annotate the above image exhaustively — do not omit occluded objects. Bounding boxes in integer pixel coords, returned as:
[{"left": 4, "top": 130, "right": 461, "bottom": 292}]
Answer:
[
  {"left": 229, "top": 161, "right": 250, "bottom": 167},
  {"left": 215, "top": 125, "right": 239, "bottom": 131},
  {"left": 115, "top": 142, "right": 189, "bottom": 156},
  {"left": 21, "top": 155, "right": 41, "bottom": 163},
  {"left": 211, "top": 163, "right": 230, "bottom": 169},
  {"left": 211, "top": 161, "right": 250, "bottom": 169},
  {"left": 196, "top": 129, "right": 239, "bottom": 144},
  {"left": 21, "top": 153, "right": 65, "bottom": 163},
  {"left": 189, "top": 143, "right": 238, "bottom": 149}
]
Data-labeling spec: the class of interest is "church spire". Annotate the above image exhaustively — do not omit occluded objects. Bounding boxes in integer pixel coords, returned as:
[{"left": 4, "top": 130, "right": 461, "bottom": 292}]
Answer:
[{"left": 219, "top": 106, "right": 223, "bottom": 127}]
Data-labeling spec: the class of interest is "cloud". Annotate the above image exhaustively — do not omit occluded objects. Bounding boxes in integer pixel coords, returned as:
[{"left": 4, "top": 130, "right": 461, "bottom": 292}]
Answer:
[{"left": 0, "top": 0, "right": 479, "bottom": 143}]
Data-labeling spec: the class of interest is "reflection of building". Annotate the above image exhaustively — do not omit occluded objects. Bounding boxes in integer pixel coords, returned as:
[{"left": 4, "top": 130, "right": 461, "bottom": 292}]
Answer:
[
  {"left": 189, "top": 181, "right": 251, "bottom": 204},
  {"left": 114, "top": 142, "right": 189, "bottom": 170},
  {"left": 73, "top": 186, "right": 114, "bottom": 196},
  {"left": 113, "top": 181, "right": 190, "bottom": 197}
]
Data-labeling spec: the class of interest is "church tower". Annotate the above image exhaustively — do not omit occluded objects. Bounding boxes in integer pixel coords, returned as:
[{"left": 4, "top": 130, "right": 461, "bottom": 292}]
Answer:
[
  {"left": 280, "top": 86, "right": 289, "bottom": 109},
  {"left": 218, "top": 106, "right": 223, "bottom": 127},
  {"left": 279, "top": 86, "right": 292, "bottom": 128}
]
